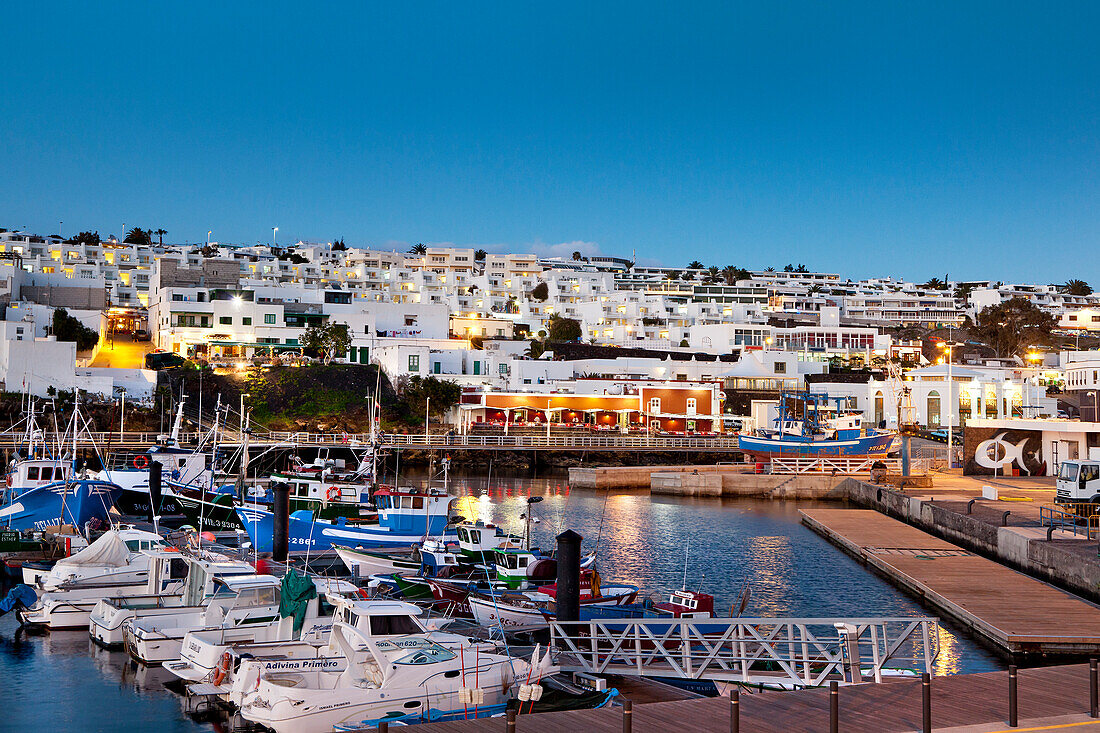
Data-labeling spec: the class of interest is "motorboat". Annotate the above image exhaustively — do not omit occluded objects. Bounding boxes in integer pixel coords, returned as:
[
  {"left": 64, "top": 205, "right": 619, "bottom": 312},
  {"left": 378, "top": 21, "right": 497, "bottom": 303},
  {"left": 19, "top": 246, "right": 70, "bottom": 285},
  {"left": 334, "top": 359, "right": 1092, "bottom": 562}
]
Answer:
[
  {"left": 22, "top": 526, "right": 168, "bottom": 588},
  {"left": 18, "top": 539, "right": 189, "bottom": 630},
  {"left": 165, "top": 596, "right": 497, "bottom": 702},
  {"left": 89, "top": 552, "right": 260, "bottom": 648},
  {"left": 123, "top": 573, "right": 284, "bottom": 664},
  {"left": 237, "top": 619, "right": 550, "bottom": 733}
]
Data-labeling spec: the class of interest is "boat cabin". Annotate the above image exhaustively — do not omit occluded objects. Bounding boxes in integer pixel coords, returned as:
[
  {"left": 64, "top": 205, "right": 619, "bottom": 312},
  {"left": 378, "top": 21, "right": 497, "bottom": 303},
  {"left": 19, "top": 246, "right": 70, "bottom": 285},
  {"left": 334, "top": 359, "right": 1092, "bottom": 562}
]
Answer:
[
  {"left": 8, "top": 459, "right": 71, "bottom": 490},
  {"left": 375, "top": 488, "right": 453, "bottom": 535},
  {"left": 181, "top": 556, "right": 260, "bottom": 606},
  {"left": 456, "top": 522, "right": 522, "bottom": 558},
  {"left": 493, "top": 548, "right": 555, "bottom": 589},
  {"left": 654, "top": 590, "right": 715, "bottom": 618}
]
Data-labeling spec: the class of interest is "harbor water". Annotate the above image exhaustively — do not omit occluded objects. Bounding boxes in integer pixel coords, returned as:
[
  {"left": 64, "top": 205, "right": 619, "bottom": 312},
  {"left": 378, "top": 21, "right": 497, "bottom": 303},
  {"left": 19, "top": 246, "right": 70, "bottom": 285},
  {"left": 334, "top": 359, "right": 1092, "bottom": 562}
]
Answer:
[{"left": 0, "top": 471, "right": 1002, "bottom": 731}]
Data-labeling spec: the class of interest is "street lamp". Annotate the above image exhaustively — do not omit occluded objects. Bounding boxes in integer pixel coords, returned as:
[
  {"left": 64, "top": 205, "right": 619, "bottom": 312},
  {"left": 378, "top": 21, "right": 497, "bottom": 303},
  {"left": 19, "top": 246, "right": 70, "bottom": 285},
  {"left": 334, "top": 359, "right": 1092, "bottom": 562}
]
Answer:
[
  {"left": 1089, "top": 391, "right": 1097, "bottom": 423},
  {"left": 937, "top": 341, "right": 954, "bottom": 467},
  {"left": 425, "top": 396, "right": 430, "bottom": 443}
]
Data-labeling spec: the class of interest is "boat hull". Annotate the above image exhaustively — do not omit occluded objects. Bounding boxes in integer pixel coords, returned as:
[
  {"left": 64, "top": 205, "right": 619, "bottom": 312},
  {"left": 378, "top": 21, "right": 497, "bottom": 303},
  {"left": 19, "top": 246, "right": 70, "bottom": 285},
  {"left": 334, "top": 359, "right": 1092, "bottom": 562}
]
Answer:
[
  {"left": 738, "top": 432, "right": 896, "bottom": 459},
  {"left": 236, "top": 506, "right": 455, "bottom": 553},
  {"left": 0, "top": 480, "right": 123, "bottom": 531}
]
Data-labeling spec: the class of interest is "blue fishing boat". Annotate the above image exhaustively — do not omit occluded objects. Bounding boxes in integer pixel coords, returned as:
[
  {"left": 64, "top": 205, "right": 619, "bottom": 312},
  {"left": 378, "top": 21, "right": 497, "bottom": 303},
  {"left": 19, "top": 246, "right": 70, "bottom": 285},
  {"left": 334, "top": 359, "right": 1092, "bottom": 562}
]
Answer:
[
  {"left": 0, "top": 458, "right": 123, "bottom": 531},
  {"left": 738, "top": 391, "right": 896, "bottom": 459},
  {"left": 236, "top": 486, "right": 456, "bottom": 553}
]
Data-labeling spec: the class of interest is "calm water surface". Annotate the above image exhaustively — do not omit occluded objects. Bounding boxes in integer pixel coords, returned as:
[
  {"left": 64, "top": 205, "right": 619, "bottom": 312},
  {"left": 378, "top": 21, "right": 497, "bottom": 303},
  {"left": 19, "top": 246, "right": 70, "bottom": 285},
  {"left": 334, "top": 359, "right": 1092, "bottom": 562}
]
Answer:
[{"left": 0, "top": 471, "right": 1002, "bottom": 731}]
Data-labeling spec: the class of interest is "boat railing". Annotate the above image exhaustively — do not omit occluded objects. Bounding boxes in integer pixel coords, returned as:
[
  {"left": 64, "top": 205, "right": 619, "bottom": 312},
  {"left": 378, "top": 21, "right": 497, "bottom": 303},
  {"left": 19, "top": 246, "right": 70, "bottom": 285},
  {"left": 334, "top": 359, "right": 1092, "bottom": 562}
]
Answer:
[
  {"left": 770, "top": 457, "right": 902, "bottom": 475},
  {"left": 548, "top": 616, "right": 939, "bottom": 688}
]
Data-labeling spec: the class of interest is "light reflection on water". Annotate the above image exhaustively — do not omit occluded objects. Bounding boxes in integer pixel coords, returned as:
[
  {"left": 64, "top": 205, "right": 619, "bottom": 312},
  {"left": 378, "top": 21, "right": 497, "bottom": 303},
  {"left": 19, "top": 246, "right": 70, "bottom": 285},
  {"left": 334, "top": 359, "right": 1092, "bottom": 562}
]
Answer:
[
  {"left": 0, "top": 470, "right": 1005, "bottom": 732},
  {"left": 440, "top": 470, "right": 1003, "bottom": 675}
]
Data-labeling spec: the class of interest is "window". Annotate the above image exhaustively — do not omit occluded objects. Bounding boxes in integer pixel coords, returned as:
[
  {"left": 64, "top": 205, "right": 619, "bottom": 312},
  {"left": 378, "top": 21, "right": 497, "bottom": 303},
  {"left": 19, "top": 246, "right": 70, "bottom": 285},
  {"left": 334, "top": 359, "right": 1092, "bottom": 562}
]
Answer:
[
  {"left": 473, "top": 361, "right": 481, "bottom": 375},
  {"left": 219, "top": 316, "right": 232, "bottom": 325},
  {"left": 242, "top": 317, "right": 252, "bottom": 326},
  {"left": 774, "top": 361, "right": 786, "bottom": 374},
  {"left": 408, "top": 354, "right": 420, "bottom": 372},
  {"left": 264, "top": 314, "right": 276, "bottom": 324},
  {"left": 648, "top": 397, "right": 661, "bottom": 413},
  {"left": 26, "top": 467, "right": 39, "bottom": 481}
]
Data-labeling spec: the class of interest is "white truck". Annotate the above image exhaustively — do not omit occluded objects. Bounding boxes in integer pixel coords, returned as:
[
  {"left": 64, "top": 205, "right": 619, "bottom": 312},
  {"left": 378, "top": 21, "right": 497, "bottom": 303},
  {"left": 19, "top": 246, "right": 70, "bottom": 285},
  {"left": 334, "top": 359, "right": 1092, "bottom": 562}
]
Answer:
[{"left": 1056, "top": 448, "right": 1100, "bottom": 503}]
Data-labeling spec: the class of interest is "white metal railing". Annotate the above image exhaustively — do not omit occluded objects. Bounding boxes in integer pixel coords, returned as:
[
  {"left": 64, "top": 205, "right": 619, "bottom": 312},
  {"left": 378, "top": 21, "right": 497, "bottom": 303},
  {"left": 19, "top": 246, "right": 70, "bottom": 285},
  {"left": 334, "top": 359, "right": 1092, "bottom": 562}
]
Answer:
[
  {"left": 770, "top": 456, "right": 902, "bottom": 475},
  {"left": 548, "top": 616, "right": 938, "bottom": 688}
]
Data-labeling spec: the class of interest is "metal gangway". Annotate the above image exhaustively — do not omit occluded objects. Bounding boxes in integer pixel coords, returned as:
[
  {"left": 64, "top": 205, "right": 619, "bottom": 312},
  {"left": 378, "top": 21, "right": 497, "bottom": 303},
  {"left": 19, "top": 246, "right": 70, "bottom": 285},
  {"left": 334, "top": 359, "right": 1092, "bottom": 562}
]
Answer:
[
  {"left": 548, "top": 616, "right": 939, "bottom": 689},
  {"left": 770, "top": 456, "right": 902, "bottom": 475}
]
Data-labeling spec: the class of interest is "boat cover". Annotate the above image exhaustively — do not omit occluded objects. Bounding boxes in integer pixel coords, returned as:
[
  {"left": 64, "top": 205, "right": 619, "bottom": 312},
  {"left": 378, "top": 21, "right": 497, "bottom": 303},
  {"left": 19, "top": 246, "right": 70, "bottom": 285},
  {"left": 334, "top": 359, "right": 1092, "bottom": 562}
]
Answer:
[
  {"left": 279, "top": 569, "right": 317, "bottom": 633},
  {"left": 51, "top": 530, "right": 130, "bottom": 569},
  {"left": 0, "top": 584, "right": 38, "bottom": 615}
]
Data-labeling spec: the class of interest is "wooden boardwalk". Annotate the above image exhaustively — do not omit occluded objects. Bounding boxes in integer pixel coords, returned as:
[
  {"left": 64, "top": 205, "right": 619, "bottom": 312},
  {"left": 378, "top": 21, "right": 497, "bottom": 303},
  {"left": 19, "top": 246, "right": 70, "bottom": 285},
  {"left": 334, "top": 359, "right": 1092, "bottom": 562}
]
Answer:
[
  {"left": 361, "top": 663, "right": 1100, "bottom": 732},
  {"left": 801, "top": 508, "right": 1100, "bottom": 655}
]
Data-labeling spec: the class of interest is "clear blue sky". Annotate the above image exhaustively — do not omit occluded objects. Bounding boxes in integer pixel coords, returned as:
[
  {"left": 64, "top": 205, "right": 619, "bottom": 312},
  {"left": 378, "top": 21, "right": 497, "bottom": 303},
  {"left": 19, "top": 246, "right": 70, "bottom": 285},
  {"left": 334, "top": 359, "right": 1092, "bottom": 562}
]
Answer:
[{"left": 3, "top": 2, "right": 1099, "bottom": 282}]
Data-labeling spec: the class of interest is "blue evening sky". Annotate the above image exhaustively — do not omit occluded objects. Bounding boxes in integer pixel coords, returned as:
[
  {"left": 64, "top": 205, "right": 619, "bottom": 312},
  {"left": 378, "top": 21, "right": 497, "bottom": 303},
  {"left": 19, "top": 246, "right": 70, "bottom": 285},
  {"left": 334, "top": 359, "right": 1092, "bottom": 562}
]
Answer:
[{"left": 2, "top": 2, "right": 1098, "bottom": 282}]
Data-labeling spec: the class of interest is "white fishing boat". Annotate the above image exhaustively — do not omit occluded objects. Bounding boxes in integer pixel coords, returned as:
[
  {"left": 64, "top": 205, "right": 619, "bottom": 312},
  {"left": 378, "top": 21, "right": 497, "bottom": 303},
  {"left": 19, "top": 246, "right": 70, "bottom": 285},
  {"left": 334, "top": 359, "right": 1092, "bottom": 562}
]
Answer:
[
  {"left": 89, "top": 552, "right": 259, "bottom": 648},
  {"left": 167, "top": 597, "right": 498, "bottom": 706},
  {"left": 123, "top": 573, "right": 284, "bottom": 664},
  {"left": 237, "top": 620, "right": 552, "bottom": 733},
  {"left": 334, "top": 546, "right": 421, "bottom": 578}
]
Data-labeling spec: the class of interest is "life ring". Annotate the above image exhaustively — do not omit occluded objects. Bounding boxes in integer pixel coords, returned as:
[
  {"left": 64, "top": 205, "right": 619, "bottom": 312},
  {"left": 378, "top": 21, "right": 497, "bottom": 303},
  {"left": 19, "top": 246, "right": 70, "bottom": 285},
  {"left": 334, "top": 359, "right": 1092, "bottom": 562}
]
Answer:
[
  {"left": 326, "top": 486, "right": 340, "bottom": 502},
  {"left": 133, "top": 455, "right": 150, "bottom": 470},
  {"left": 212, "top": 651, "right": 231, "bottom": 685}
]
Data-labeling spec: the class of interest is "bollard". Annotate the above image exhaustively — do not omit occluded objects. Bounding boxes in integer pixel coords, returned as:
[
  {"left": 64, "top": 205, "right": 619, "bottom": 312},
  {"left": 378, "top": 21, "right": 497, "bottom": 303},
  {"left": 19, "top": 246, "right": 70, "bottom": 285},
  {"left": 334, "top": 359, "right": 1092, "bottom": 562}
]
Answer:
[
  {"left": 967, "top": 499, "right": 976, "bottom": 514},
  {"left": 378, "top": 722, "right": 389, "bottom": 733},
  {"left": 830, "top": 680, "right": 839, "bottom": 733},
  {"left": 730, "top": 688, "right": 739, "bottom": 733},
  {"left": 1091, "top": 658, "right": 1098, "bottom": 718},
  {"left": 622, "top": 698, "right": 632, "bottom": 733},
  {"left": 507, "top": 706, "right": 517, "bottom": 733},
  {"left": 1002, "top": 510, "right": 1011, "bottom": 527},
  {"left": 556, "top": 530, "right": 582, "bottom": 624},
  {"left": 922, "top": 673, "right": 932, "bottom": 733},
  {"left": 1008, "top": 664, "right": 1018, "bottom": 727},
  {"left": 272, "top": 482, "right": 290, "bottom": 563}
]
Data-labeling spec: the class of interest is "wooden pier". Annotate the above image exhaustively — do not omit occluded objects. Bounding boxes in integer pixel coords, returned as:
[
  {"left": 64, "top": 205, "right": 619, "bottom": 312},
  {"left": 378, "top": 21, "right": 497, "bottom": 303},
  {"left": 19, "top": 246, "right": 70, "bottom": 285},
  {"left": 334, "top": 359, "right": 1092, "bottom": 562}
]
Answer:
[
  {"left": 800, "top": 508, "right": 1100, "bottom": 656},
  {"left": 355, "top": 663, "right": 1100, "bottom": 732}
]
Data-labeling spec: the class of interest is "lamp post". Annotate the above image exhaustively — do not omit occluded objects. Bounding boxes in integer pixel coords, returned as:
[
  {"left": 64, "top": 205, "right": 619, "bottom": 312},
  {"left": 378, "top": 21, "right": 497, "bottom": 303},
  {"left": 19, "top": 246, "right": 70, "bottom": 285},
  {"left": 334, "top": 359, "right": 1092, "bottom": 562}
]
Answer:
[
  {"left": 425, "top": 396, "right": 430, "bottom": 443},
  {"left": 937, "top": 341, "right": 954, "bottom": 467},
  {"left": 119, "top": 389, "right": 126, "bottom": 441},
  {"left": 273, "top": 227, "right": 278, "bottom": 247},
  {"left": 1089, "top": 391, "right": 1097, "bottom": 423}
]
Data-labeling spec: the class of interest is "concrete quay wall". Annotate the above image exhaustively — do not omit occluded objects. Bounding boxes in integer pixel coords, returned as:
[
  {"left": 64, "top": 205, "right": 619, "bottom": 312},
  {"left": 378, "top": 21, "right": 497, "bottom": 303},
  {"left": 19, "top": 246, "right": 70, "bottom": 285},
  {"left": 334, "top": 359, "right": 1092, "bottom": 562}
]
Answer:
[
  {"left": 843, "top": 478, "right": 1100, "bottom": 605},
  {"left": 650, "top": 471, "right": 849, "bottom": 499},
  {"left": 568, "top": 464, "right": 751, "bottom": 490}
]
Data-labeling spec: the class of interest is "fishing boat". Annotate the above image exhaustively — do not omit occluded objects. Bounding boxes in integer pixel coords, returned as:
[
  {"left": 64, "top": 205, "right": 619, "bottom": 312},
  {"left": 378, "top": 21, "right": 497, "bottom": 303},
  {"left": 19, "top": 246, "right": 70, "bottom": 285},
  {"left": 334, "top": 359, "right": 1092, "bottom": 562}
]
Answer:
[
  {"left": 237, "top": 621, "right": 550, "bottom": 733},
  {"left": 469, "top": 570, "right": 639, "bottom": 632},
  {"left": 737, "top": 391, "right": 896, "bottom": 459},
  {"left": 236, "top": 487, "right": 455, "bottom": 553},
  {"left": 0, "top": 397, "right": 124, "bottom": 532}
]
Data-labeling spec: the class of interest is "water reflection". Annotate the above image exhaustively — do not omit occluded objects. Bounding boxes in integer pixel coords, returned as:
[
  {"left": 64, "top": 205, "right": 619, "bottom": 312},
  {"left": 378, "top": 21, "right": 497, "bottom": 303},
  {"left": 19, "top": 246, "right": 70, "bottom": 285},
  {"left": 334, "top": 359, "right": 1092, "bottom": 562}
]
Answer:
[{"left": 0, "top": 470, "right": 1005, "bottom": 733}]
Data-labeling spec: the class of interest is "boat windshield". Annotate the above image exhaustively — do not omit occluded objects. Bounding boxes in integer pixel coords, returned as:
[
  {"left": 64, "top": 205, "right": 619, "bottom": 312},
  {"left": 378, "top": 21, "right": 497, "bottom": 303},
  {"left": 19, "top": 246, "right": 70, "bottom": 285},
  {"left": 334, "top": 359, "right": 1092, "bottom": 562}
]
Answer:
[{"left": 377, "top": 638, "right": 456, "bottom": 665}]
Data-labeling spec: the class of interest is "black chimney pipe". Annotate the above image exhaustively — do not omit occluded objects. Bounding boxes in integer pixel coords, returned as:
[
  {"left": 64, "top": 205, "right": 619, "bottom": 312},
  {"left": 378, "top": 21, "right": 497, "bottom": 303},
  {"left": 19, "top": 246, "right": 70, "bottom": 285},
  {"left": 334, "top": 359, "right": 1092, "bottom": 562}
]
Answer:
[
  {"left": 148, "top": 460, "right": 163, "bottom": 526},
  {"left": 555, "top": 529, "right": 582, "bottom": 623},
  {"left": 272, "top": 482, "right": 290, "bottom": 562}
]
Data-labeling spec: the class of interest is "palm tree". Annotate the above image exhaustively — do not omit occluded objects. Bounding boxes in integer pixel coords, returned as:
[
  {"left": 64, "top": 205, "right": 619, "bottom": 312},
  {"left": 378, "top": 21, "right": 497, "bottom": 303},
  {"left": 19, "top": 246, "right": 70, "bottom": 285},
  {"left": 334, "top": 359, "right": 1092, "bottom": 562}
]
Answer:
[
  {"left": 922, "top": 277, "right": 948, "bottom": 290},
  {"left": 721, "top": 265, "right": 739, "bottom": 285},
  {"left": 124, "top": 227, "right": 152, "bottom": 246},
  {"left": 525, "top": 339, "right": 545, "bottom": 359},
  {"left": 705, "top": 265, "right": 720, "bottom": 283},
  {"left": 474, "top": 248, "right": 487, "bottom": 261},
  {"left": 764, "top": 266, "right": 775, "bottom": 272},
  {"left": 154, "top": 228, "right": 167, "bottom": 245},
  {"left": 1063, "top": 279, "right": 1093, "bottom": 296},
  {"left": 687, "top": 260, "right": 704, "bottom": 270},
  {"left": 409, "top": 243, "right": 427, "bottom": 255},
  {"left": 572, "top": 251, "right": 582, "bottom": 261}
]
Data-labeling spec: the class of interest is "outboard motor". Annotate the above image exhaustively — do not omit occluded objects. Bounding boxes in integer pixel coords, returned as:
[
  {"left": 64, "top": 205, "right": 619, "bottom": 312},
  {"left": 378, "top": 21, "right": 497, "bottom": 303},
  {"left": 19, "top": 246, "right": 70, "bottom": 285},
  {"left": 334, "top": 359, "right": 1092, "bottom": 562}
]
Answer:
[{"left": 0, "top": 584, "right": 38, "bottom": 618}]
